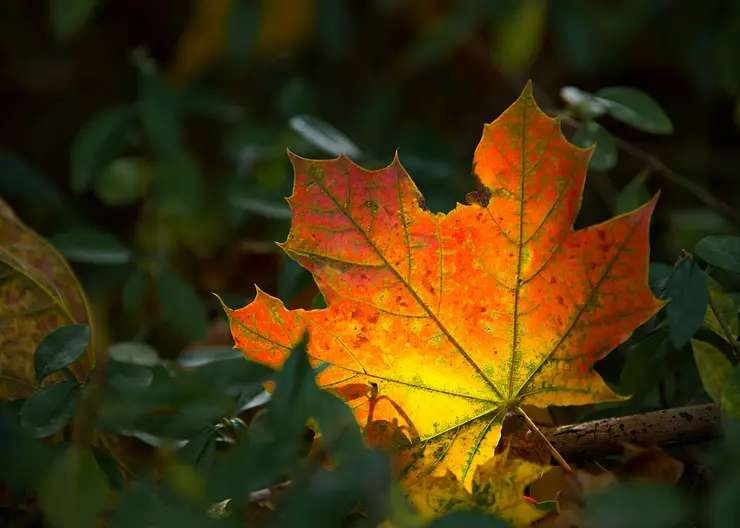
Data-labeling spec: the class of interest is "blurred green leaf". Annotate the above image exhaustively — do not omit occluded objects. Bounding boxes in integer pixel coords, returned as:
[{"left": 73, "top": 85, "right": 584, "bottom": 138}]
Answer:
[
  {"left": 97, "top": 373, "right": 235, "bottom": 438},
  {"left": 229, "top": 185, "right": 292, "bottom": 219},
  {"left": 691, "top": 339, "right": 733, "bottom": 403},
  {"left": 92, "top": 445, "right": 125, "bottom": 491},
  {"left": 51, "top": 227, "right": 131, "bottom": 264},
  {"left": 192, "top": 356, "right": 273, "bottom": 398},
  {"left": 615, "top": 172, "right": 651, "bottom": 215},
  {"left": 559, "top": 86, "right": 608, "bottom": 120},
  {"left": 278, "top": 257, "right": 313, "bottom": 301},
  {"left": 154, "top": 270, "right": 209, "bottom": 341},
  {"left": 0, "top": 402, "right": 53, "bottom": 489},
  {"left": 572, "top": 120, "right": 617, "bottom": 171},
  {"left": 106, "top": 361, "right": 154, "bottom": 391},
  {"left": 649, "top": 262, "right": 673, "bottom": 297},
  {"left": 0, "top": 151, "right": 66, "bottom": 208},
  {"left": 177, "top": 347, "right": 245, "bottom": 368},
  {"left": 20, "top": 380, "right": 80, "bottom": 438},
  {"left": 722, "top": 363, "right": 740, "bottom": 426},
  {"left": 122, "top": 268, "right": 149, "bottom": 313},
  {"left": 665, "top": 256, "right": 708, "bottom": 348},
  {"left": 583, "top": 482, "right": 686, "bottom": 528},
  {"left": 112, "top": 474, "right": 224, "bottom": 528},
  {"left": 405, "top": 0, "right": 481, "bottom": 69},
  {"left": 312, "top": 291, "right": 327, "bottom": 309},
  {"left": 428, "top": 512, "right": 510, "bottom": 527},
  {"left": 70, "top": 106, "right": 137, "bottom": 193},
  {"left": 620, "top": 328, "right": 670, "bottom": 404},
  {"left": 94, "top": 157, "right": 151, "bottom": 206},
  {"left": 178, "top": 428, "right": 217, "bottom": 472},
  {"left": 34, "top": 324, "right": 91, "bottom": 383},
  {"left": 109, "top": 342, "right": 161, "bottom": 366},
  {"left": 289, "top": 115, "right": 361, "bottom": 158},
  {"left": 38, "top": 445, "right": 109, "bottom": 528},
  {"left": 696, "top": 235, "right": 740, "bottom": 274},
  {"left": 596, "top": 87, "right": 673, "bottom": 134},
  {"left": 139, "top": 69, "right": 181, "bottom": 159},
  {"left": 709, "top": 470, "right": 740, "bottom": 528},
  {"left": 705, "top": 276, "right": 739, "bottom": 343},
  {"left": 49, "top": 0, "right": 100, "bottom": 40},
  {"left": 180, "top": 87, "right": 244, "bottom": 123},
  {"left": 152, "top": 155, "right": 204, "bottom": 216},
  {"left": 491, "top": 0, "right": 546, "bottom": 75}
]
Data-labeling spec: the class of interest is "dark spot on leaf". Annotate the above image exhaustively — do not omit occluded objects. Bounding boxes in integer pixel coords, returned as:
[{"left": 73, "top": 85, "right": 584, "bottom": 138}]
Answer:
[{"left": 417, "top": 197, "right": 428, "bottom": 211}]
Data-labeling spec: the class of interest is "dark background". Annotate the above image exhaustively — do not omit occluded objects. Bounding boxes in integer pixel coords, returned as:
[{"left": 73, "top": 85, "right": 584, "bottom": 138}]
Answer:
[{"left": 2, "top": 0, "right": 739, "bottom": 359}]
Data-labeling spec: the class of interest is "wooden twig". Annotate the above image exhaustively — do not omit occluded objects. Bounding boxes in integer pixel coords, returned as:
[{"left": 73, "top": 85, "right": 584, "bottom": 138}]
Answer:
[{"left": 542, "top": 404, "right": 720, "bottom": 462}]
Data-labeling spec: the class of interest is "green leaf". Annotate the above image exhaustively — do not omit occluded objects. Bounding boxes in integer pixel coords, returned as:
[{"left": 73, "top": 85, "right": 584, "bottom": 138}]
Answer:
[
  {"left": 229, "top": 187, "right": 292, "bottom": 220},
  {"left": 192, "top": 357, "right": 273, "bottom": 398},
  {"left": 96, "top": 373, "right": 234, "bottom": 438},
  {"left": 94, "top": 157, "right": 151, "bottom": 206},
  {"left": 665, "top": 256, "right": 708, "bottom": 348},
  {"left": 583, "top": 483, "right": 687, "bottom": 528},
  {"left": 139, "top": 69, "right": 181, "bottom": 159},
  {"left": 49, "top": 0, "right": 100, "bottom": 40},
  {"left": 154, "top": 271, "right": 208, "bottom": 341},
  {"left": 278, "top": 257, "right": 314, "bottom": 301},
  {"left": 34, "top": 324, "right": 91, "bottom": 382},
  {"left": 105, "top": 361, "right": 154, "bottom": 391},
  {"left": 178, "top": 428, "right": 217, "bottom": 471},
  {"left": 38, "top": 445, "right": 109, "bottom": 528},
  {"left": 51, "top": 228, "right": 131, "bottom": 264},
  {"left": 0, "top": 402, "right": 53, "bottom": 489},
  {"left": 122, "top": 268, "right": 149, "bottom": 313},
  {"left": 620, "top": 328, "right": 670, "bottom": 404},
  {"left": 20, "top": 380, "right": 81, "bottom": 438},
  {"left": 70, "top": 106, "right": 137, "bottom": 192},
  {"left": 691, "top": 339, "right": 734, "bottom": 403},
  {"left": 109, "top": 342, "right": 161, "bottom": 366},
  {"left": 615, "top": 172, "right": 651, "bottom": 215},
  {"left": 572, "top": 120, "right": 617, "bottom": 171},
  {"left": 177, "top": 347, "right": 245, "bottom": 368},
  {"left": 705, "top": 276, "right": 739, "bottom": 343},
  {"left": 289, "top": 115, "right": 361, "bottom": 158},
  {"left": 428, "top": 512, "right": 510, "bottom": 527},
  {"left": 696, "top": 235, "right": 740, "bottom": 274},
  {"left": 649, "top": 262, "right": 673, "bottom": 297},
  {"left": 152, "top": 155, "right": 204, "bottom": 216},
  {"left": 91, "top": 445, "right": 125, "bottom": 491},
  {"left": 595, "top": 87, "right": 673, "bottom": 134},
  {"left": 111, "top": 474, "right": 222, "bottom": 528},
  {"left": 491, "top": 0, "right": 546, "bottom": 75},
  {"left": 722, "top": 364, "right": 740, "bottom": 427},
  {"left": 0, "top": 151, "right": 66, "bottom": 208}
]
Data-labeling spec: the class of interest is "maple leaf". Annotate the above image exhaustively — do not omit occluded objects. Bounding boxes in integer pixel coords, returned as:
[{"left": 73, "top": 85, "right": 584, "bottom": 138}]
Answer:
[
  {"left": 411, "top": 444, "right": 551, "bottom": 525},
  {"left": 225, "top": 83, "right": 663, "bottom": 503}
]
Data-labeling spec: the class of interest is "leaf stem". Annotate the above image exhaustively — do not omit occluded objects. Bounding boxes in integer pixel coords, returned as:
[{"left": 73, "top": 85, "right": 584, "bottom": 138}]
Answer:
[{"left": 515, "top": 407, "right": 572, "bottom": 473}]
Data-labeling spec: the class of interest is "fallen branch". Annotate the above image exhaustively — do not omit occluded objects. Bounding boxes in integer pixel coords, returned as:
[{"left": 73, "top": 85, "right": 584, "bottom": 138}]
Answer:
[{"left": 543, "top": 404, "right": 720, "bottom": 462}]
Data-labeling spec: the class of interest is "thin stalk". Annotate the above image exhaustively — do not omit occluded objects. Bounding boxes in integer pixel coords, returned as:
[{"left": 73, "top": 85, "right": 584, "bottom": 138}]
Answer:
[{"left": 515, "top": 407, "right": 572, "bottom": 473}]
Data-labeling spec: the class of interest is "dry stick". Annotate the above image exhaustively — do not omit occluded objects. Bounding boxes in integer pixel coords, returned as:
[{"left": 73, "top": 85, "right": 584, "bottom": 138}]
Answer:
[
  {"left": 516, "top": 407, "right": 573, "bottom": 473},
  {"left": 239, "top": 405, "right": 720, "bottom": 506},
  {"left": 542, "top": 403, "right": 720, "bottom": 462}
]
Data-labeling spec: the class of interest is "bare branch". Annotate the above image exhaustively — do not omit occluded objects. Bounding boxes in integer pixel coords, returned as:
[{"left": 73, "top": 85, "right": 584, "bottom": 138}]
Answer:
[{"left": 543, "top": 404, "right": 720, "bottom": 462}]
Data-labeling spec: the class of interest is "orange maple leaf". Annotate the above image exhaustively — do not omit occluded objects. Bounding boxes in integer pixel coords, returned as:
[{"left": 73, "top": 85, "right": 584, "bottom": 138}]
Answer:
[{"left": 224, "top": 83, "right": 663, "bottom": 500}]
